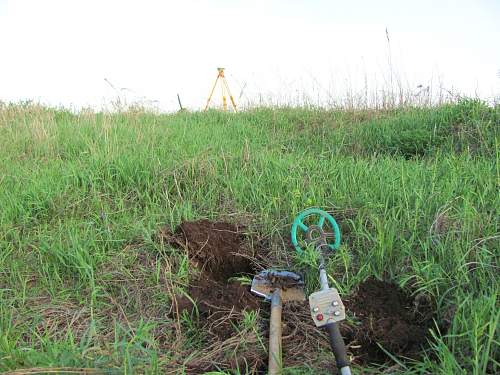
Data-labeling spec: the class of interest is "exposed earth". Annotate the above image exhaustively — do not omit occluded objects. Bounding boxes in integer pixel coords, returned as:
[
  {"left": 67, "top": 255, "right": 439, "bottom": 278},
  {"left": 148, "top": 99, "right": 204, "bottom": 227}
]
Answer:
[{"left": 164, "top": 219, "right": 441, "bottom": 372}]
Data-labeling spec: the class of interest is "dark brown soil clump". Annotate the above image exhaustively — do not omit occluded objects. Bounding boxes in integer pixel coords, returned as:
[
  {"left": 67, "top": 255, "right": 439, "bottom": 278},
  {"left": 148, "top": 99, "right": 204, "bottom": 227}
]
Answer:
[
  {"left": 343, "top": 278, "right": 436, "bottom": 364},
  {"left": 176, "top": 274, "right": 260, "bottom": 340},
  {"left": 170, "top": 220, "right": 260, "bottom": 341},
  {"left": 175, "top": 220, "right": 254, "bottom": 282}
]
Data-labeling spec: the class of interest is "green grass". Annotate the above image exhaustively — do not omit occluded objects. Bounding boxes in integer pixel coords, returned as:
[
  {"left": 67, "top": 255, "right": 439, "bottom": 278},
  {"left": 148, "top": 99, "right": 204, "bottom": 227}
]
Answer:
[{"left": 0, "top": 99, "right": 498, "bottom": 374}]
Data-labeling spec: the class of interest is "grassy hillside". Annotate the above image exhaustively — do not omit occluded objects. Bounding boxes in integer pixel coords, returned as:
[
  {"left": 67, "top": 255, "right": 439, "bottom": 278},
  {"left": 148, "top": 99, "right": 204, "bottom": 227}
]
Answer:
[{"left": 0, "top": 100, "right": 498, "bottom": 374}]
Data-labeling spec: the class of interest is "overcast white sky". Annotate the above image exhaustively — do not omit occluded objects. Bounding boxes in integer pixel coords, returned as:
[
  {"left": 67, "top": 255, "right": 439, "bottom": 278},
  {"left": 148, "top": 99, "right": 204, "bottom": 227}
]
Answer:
[{"left": 0, "top": 0, "right": 499, "bottom": 111}]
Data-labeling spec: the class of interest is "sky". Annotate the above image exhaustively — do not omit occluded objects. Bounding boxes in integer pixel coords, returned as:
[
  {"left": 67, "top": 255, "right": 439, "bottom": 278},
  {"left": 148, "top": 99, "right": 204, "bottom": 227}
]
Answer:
[{"left": 0, "top": 0, "right": 499, "bottom": 111}]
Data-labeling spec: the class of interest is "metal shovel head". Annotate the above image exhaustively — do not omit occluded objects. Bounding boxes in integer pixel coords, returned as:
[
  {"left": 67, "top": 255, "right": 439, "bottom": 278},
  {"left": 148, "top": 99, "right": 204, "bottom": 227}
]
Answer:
[{"left": 251, "top": 269, "right": 305, "bottom": 301}]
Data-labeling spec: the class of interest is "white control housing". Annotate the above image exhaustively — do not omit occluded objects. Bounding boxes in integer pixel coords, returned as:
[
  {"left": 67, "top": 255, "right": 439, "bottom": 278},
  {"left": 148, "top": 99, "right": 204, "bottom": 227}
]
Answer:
[{"left": 309, "top": 288, "right": 346, "bottom": 327}]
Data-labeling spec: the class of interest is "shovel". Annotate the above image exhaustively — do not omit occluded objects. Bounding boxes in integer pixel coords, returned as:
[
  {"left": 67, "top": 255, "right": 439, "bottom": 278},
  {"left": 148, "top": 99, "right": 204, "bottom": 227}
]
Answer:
[{"left": 251, "top": 270, "right": 305, "bottom": 375}]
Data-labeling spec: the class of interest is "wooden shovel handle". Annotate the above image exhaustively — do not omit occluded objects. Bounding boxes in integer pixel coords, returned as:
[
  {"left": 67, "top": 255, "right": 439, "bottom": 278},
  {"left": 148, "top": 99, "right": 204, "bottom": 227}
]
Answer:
[{"left": 268, "top": 288, "right": 282, "bottom": 375}]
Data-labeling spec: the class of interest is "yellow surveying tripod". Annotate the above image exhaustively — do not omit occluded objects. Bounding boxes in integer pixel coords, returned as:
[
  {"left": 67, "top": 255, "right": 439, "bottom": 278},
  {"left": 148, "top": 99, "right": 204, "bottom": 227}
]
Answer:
[{"left": 205, "top": 68, "right": 237, "bottom": 112}]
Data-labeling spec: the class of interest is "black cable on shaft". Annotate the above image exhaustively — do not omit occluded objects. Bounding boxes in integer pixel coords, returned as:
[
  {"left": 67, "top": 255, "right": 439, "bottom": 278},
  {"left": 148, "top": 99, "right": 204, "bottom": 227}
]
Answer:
[{"left": 325, "top": 322, "right": 350, "bottom": 369}]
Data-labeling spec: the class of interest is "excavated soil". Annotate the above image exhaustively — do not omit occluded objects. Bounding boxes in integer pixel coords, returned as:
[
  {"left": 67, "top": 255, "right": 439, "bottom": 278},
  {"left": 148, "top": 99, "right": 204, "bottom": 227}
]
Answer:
[
  {"left": 170, "top": 220, "right": 260, "bottom": 340},
  {"left": 175, "top": 220, "right": 255, "bottom": 282},
  {"left": 343, "top": 278, "right": 436, "bottom": 364},
  {"left": 165, "top": 219, "right": 442, "bottom": 370}
]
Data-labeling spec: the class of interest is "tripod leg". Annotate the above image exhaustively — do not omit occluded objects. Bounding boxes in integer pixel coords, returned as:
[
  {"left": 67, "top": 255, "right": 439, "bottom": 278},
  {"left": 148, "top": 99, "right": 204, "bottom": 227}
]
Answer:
[
  {"left": 222, "top": 78, "right": 237, "bottom": 112},
  {"left": 221, "top": 78, "right": 227, "bottom": 111},
  {"left": 205, "top": 76, "right": 220, "bottom": 111}
]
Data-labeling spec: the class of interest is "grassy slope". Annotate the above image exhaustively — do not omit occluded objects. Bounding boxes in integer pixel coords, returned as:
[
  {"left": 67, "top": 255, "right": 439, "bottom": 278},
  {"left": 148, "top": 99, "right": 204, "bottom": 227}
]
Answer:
[{"left": 0, "top": 100, "right": 498, "bottom": 374}]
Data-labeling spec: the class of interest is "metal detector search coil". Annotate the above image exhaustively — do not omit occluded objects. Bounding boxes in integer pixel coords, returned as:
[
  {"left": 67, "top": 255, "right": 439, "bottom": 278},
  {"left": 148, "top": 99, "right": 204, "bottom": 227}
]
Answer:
[{"left": 291, "top": 208, "right": 341, "bottom": 253}]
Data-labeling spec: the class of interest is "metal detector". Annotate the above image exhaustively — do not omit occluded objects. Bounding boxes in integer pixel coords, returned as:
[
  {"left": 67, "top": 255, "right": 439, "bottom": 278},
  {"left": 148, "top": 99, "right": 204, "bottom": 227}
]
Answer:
[{"left": 291, "top": 208, "right": 352, "bottom": 375}]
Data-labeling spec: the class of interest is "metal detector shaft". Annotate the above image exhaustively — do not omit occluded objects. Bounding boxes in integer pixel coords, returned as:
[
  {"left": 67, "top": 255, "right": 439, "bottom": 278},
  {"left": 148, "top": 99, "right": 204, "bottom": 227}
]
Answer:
[
  {"left": 319, "top": 267, "right": 329, "bottom": 291},
  {"left": 319, "top": 264, "right": 351, "bottom": 375}
]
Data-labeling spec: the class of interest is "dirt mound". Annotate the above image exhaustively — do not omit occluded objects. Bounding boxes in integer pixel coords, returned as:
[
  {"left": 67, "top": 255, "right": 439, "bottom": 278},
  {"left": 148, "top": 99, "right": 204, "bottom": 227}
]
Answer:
[
  {"left": 343, "top": 278, "right": 435, "bottom": 364},
  {"left": 171, "top": 220, "right": 260, "bottom": 341},
  {"left": 176, "top": 275, "right": 260, "bottom": 339},
  {"left": 175, "top": 220, "right": 254, "bottom": 282}
]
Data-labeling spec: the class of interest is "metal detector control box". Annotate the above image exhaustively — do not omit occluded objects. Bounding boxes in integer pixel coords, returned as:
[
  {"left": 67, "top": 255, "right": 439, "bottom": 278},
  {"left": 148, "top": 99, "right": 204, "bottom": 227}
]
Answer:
[{"left": 309, "top": 288, "right": 346, "bottom": 327}]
